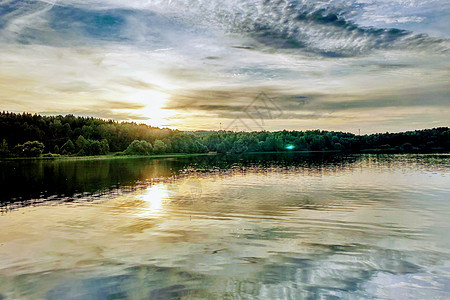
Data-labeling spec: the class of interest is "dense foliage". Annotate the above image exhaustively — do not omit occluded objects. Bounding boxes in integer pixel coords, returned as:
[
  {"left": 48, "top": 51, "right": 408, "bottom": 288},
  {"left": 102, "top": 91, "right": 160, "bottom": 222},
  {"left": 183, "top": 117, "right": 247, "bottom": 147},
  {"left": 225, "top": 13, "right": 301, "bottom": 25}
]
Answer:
[
  {"left": 124, "top": 140, "right": 153, "bottom": 155},
  {"left": 0, "top": 112, "right": 207, "bottom": 157},
  {"left": 202, "top": 128, "right": 450, "bottom": 154},
  {"left": 0, "top": 112, "right": 448, "bottom": 157},
  {"left": 13, "top": 141, "right": 45, "bottom": 157}
]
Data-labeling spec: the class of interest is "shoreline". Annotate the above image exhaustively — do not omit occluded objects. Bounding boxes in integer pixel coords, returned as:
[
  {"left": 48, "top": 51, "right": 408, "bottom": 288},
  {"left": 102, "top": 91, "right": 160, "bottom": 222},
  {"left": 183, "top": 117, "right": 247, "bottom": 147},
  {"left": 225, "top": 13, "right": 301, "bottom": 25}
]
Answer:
[
  {"left": 1, "top": 149, "right": 449, "bottom": 162},
  {"left": 0, "top": 152, "right": 214, "bottom": 161}
]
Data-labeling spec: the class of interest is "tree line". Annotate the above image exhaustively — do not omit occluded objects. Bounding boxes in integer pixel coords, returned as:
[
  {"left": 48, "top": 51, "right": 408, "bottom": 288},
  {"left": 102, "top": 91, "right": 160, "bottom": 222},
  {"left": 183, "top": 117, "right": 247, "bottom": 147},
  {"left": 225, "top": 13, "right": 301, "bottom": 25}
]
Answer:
[{"left": 0, "top": 112, "right": 448, "bottom": 157}]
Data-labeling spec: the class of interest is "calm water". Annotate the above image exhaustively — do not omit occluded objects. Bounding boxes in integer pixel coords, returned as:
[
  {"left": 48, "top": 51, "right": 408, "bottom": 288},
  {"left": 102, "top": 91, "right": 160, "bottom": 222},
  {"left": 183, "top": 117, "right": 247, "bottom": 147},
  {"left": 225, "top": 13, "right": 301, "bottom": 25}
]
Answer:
[{"left": 0, "top": 153, "right": 449, "bottom": 299}]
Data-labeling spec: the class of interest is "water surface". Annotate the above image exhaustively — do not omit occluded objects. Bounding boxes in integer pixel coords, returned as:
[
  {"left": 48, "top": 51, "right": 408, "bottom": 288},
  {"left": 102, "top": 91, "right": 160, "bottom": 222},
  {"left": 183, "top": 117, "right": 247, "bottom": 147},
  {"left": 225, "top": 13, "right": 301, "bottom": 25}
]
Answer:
[{"left": 0, "top": 153, "right": 449, "bottom": 299}]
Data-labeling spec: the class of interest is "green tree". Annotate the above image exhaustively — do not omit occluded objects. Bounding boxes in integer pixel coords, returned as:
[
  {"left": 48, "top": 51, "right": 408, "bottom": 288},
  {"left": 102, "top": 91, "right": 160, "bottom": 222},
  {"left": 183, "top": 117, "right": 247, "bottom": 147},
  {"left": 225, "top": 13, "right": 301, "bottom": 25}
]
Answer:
[
  {"left": 0, "top": 139, "right": 10, "bottom": 157},
  {"left": 246, "top": 135, "right": 260, "bottom": 152},
  {"left": 53, "top": 145, "right": 60, "bottom": 154},
  {"left": 87, "top": 139, "right": 102, "bottom": 155},
  {"left": 333, "top": 142, "right": 343, "bottom": 150},
  {"left": 294, "top": 136, "right": 308, "bottom": 150},
  {"left": 100, "top": 139, "right": 109, "bottom": 154},
  {"left": 187, "top": 140, "right": 199, "bottom": 153},
  {"left": 124, "top": 140, "right": 153, "bottom": 155},
  {"left": 310, "top": 135, "right": 326, "bottom": 150},
  {"left": 262, "top": 136, "right": 275, "bottom": 151},
  {"left": 82, "top": 125, "right": 95, "bottom": 139},
  {"left": 15, "top": 141, "right": 45, "bottom": 157},
  {"left": 217, "top": 141, "right": 231, "bottom": 153},
  {"left": 153, "top": 140, "right": 167, "bottom": 154},
  {"left": 401, "top": 142, "right": 413, "bottom": 152},
  {"left": 75, "top": 135, "right": 88, "bottom": 152},
  {"left": 231, "top": 140, "right": 248, "bottom": 154},
  {"left": 196, "top": 141, "right": 209, "bottom": 153},
  {"left": 61, "top": 139, "right": 75, "bottom": 155}
]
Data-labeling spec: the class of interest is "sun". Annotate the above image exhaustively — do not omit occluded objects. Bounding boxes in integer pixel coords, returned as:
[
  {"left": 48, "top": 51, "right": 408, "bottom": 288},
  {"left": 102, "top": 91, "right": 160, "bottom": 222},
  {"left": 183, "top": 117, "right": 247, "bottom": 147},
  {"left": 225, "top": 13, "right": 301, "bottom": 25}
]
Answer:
[{"left": 124, "top": 90, "right": 177, "bottom": 127}]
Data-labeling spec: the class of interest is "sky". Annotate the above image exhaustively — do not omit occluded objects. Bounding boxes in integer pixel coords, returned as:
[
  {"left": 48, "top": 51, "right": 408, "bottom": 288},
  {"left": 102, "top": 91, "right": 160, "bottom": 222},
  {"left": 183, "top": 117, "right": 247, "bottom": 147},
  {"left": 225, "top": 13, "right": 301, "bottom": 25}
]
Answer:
[{"left": 0, "top": 0, "right": 449, "bottom": 133}]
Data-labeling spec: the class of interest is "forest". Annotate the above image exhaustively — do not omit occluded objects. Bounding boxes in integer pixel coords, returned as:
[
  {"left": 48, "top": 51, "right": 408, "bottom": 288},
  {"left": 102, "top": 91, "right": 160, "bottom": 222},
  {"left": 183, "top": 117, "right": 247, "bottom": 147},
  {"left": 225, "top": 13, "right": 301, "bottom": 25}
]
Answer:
[{"left": 0, "top": 112, "right": 449, "bottom": 157}]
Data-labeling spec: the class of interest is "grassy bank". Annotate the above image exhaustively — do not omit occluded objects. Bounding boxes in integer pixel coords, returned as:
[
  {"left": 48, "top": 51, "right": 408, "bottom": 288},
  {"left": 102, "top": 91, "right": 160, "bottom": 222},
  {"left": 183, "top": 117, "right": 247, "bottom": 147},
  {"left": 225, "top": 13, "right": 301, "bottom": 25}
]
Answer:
[
  {"left": 2, "top": 149, "right": 448, "bottom": 162},
  {"left": 0, "top": 152, "right": 215, "bottom": 161}
]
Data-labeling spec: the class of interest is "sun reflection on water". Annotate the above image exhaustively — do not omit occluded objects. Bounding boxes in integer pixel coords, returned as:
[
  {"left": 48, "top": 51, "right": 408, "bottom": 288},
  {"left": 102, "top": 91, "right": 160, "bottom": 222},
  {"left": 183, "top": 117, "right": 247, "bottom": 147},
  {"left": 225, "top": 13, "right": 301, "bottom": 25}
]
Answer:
[{"left": 137, "top": 184, "right": 170, "bottom": 216}]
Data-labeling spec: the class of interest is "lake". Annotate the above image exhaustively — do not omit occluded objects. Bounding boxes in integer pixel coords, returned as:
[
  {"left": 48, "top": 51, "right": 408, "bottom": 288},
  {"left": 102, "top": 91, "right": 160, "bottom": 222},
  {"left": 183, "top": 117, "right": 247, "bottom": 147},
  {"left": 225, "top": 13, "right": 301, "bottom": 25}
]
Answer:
[{"left": 0, "top": 153, "right": 449, "bottom": 299}]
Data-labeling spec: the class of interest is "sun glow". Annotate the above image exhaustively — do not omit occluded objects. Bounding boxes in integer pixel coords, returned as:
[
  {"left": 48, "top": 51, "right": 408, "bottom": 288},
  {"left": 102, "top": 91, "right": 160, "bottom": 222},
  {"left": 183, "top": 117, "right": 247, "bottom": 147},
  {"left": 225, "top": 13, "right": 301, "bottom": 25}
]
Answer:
[{"left": 125, "top": 90, "right": 177, "bottom": 127}]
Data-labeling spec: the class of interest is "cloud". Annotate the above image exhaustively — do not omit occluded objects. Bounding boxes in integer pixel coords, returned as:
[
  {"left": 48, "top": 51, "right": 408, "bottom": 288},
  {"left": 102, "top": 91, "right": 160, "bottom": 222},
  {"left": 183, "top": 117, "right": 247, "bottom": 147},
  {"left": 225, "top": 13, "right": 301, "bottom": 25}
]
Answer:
[
  {"left": 0, "top": 0, "right": 448, "bottom": 132},
  {"left": 161, "top": 76, "right": 449, "bottom": 132},
  {"left": 165, "top": 85, "right": 449, "bottom": 117},
  {"left": 113, "top": 78, "right": 161, "bottom": 90},
  {"left": 93, "top": 100, "right": 146, "bottom": 110},
  {"left": 0, "top": 0, "right": 203, "bottom": 50},
  {"left": 219, "top": 2, "right": 447, "bottom": 57},
  {"left": 2, "top": 0, "right": 448, "bottom": 56},
  {"left": 370, "top": 15, "right": 425, "bottom": 24}
]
